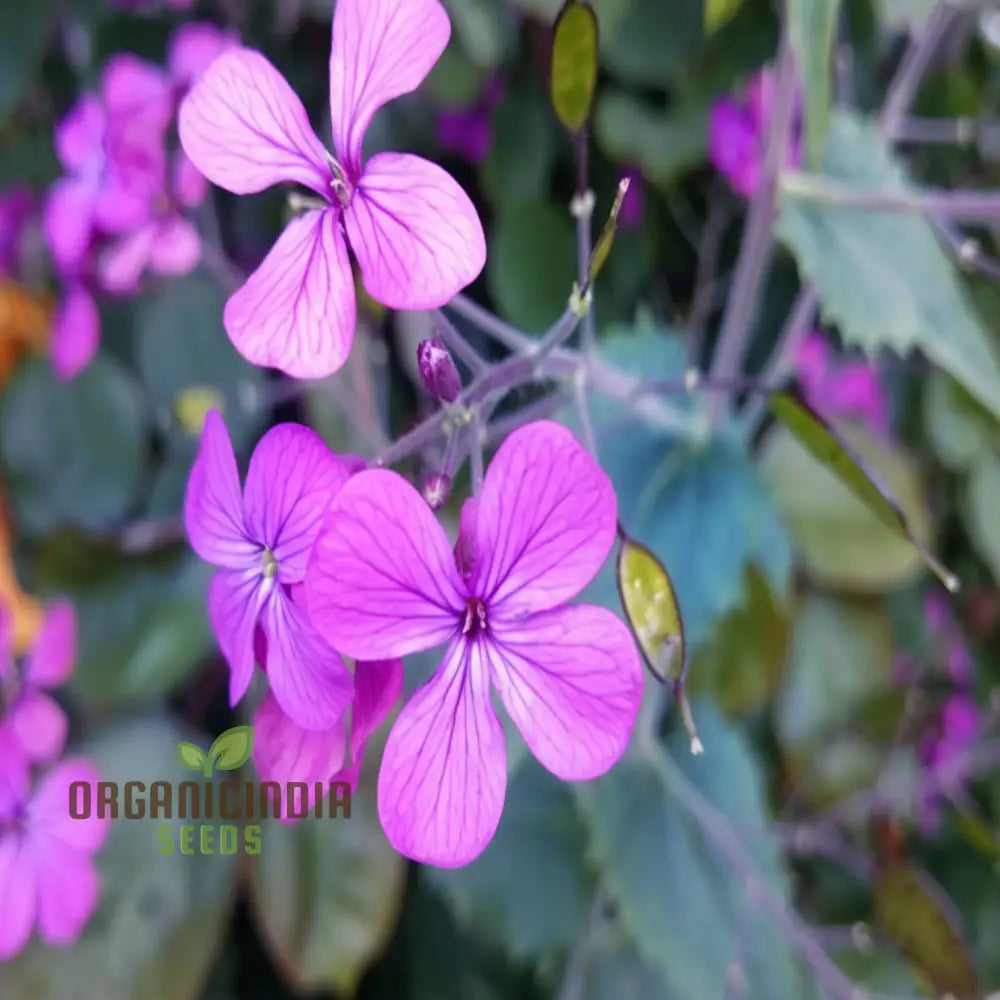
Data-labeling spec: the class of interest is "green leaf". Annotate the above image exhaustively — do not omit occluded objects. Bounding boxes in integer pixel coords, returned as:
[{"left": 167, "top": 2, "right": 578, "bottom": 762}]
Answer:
[
  {"left": 706, "top": 0, "right": 745, "bottom": 33},
  {"left": 0, "top": 356, "right": 149, "bottom": 536},
  {"left": 595, "top": 90, "right": 709, "bottom": 188},
  {"left": 37, "top": 533, "right": 213, "bottom": 709},
  {"left": 486, "top": 198, "right": 576, "bottom": 331},
  {"left": 776, "top": 592, "right": 897, "bottom": 803},
  {"left": 616, "top": 534, "right": 685, "bottom": 683},
  {"left": 788, "top": 0, "right": 842, "bottom": 166},
  {"left": 177, "top": 741, "right": 208, "bottom": 771},
  {"left": 874, "top": 865, "right": 978, "bottom": 998},
  {"left": 0, "top": 0, "right": 56, "bottom": 126},
  {"left": 481, "top": 85, "right": 557, "bottom": 207},
  {"left": 602, "top": 0, "right": 702, "bottom": 88},
  {"left": 137, "top": 272, "right": 264, "bottom": 455},
  {"left": 761, "top": 420, "right": 931, "bottom": 592},
  {"left": 550, "top": 1, "right": 599, "bottom": 133},
  {"left": 690, "top": 563, "right": 790, "bottom": 716},
  {"left": 965, "top": 449, "right": 1000, "bottom": 586},
  {"left": 778, "top": 111, "right": 1000, "bottom": 422},
  {"left": 768, "top": 390, "right": 956, "bottom": 590},
  {"left": 923, "top": 372, "right": 997, "bottom": 473},
  {"left": 208, "top": 725, "right": 254, "bottom": 772},
  {"left": 248, "top": 751, "right": 406, "bottom": 995},
  {"left": 584, "top": 705, "right": 801, "bottom": 999},
  {"left": 0, "top": 715, "right": 239, "bottom": 1000},
  {"left": 427, "top": 756, "right": 591, "bottom": 960},
  {"left": 440, "top": 0, "right": 511, "bottom": 68}
]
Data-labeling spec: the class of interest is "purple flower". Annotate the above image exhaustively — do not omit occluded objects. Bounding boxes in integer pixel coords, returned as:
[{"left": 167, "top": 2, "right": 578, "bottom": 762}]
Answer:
[
  {"left": 0, "top": 188, "right": 33, "bottom": 277},
  {"left": 50, "top": 283, "right": 100, "bottom": 382},
  {"left": 252, "top": 657, "right": 403, "bottom": 814},
  {"left": 794, "top": 331, "right": 888, "bottom": 433},
  {"left": 98, "top": 151, "right": 204, "bottom": 295},
  {"left": 436, "top": 73, "right": 504, "bottom": 163},
  {"left": 167, "top": 21, "right": 239, "bottom": 90},
  {"left": 918, "top": 692, "right": 980, "bottom": 833},
  {"left": 0, "top": 602, "right": 76, "bottom": 767},
  {"left": 708, "top": 67, "right": 802, "bottom": 199},
  {"left": 178, "top": 0, "right": 487, "bottom": 380},
  {"left": 45, "top": 55, "right": 174, "bottom": 275},
  {"left": 184, "top": 412, "right": 354, "bottom": 729},
  {"left": 0, "top": 757, "right": 109, "bottom": 959},
  {"left": 619, "top": 167, "right": 645, "bottom": 230},
  {"left": 417, "top": 337, "right": 461, "bottom": 402},
  {"left": 304, "top": 421, "right": 643, "bottom": 867}
]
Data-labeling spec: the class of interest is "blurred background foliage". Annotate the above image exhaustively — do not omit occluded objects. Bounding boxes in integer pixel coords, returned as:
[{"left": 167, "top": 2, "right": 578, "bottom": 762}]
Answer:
[{"left": 0, "top": 0, "right": 1000, "bottom": 998}]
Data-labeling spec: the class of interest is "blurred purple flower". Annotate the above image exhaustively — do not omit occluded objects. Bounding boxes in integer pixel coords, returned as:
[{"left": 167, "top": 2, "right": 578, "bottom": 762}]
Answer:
[
  {"left": 50, "top": 284, "right": 100, "bottom": 382},
  {"left": 0, "top": 602, "right": 76, "bottom": 767},
  {"left": 45, "top": 56, "right": 174, "bottom": 276},
  {"left": 168, "top": 20, "right": 239, "bottom": 90},
  {"left": 708, "top": 67, "right": 802, "bottom": 198},
  {"left": 0, "top": 189, "right": 33, "bottom": 277},
  {"left": 918, "top": 692, "right": 980, "bottom": 833},
  {"left": 436, "top": 73, "right": 504, "bottom": 164},
  {"left": 619, "top": 167, "right": 645, "bottom": 230},
  {"left": 794, "top": 331, "right": 888, "bottom": 433},
  {"left": 0, "top": 757, "right": 109, "bottom": 960}
]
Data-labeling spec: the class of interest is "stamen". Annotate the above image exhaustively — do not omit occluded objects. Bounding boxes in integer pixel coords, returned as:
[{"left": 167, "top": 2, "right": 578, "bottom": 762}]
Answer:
[
  {"left": 327, "top": 154, "right": 353, "bottom": 208},
  {"left": 261, "top": 548, "right": 278, "bottom": 580},
  {"left": 462, "top": 597, "right": 488, "bottom": 637}
]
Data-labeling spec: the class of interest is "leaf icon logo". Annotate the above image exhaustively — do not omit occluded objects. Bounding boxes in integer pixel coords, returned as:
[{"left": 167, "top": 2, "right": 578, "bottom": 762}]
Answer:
[{"left": 177, "top": 725, "right": 255, "bottom": 778}]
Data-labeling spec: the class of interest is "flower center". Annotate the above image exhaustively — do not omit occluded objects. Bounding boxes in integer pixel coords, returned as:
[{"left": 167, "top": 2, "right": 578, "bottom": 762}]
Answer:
[
  {"left": 328, "top": 156, "right": 353, "bottom": 208},
  {"left": 461, "top": 597, "right": 488, "bottom": 638},
  {"left": 261, "top": 548, "right": 278, "bottom": 580}
]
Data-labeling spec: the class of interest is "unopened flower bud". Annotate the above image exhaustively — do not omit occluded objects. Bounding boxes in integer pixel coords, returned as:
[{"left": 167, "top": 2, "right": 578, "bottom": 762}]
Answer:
[
  {"left": 417, "top": 337, "right": 461, "bottom": 403},
  {"left": 423, "top": 473, "right": 452, "bottom": 510}
]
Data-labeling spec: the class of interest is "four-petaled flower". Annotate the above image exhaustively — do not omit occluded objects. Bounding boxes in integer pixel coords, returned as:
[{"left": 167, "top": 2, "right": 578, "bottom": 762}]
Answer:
[
  {"left": 0, "top": 755, "right": 109, "bottom": 959},
  {"left": 185, "top": 411, "right": 353, "bottom": 730},
  {"left": 305, "top": 421, "right": 643, "bottom": 867},
  {"left": 179, "top": 0, "right": 486, "bottom": 380}
]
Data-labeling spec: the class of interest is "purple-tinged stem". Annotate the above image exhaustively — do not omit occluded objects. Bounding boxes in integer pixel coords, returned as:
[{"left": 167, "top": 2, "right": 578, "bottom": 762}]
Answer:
[
  {"left": 708, "top": 24, "right": 798, "bottom": 421},
  {"left": 431, "top": 308, "right": 488, "bottom": 374}
]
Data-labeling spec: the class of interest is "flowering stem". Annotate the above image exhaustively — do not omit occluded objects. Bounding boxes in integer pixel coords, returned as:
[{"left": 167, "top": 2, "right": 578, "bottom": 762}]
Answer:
[
  {"left": 707, "top": 25, "right": 798, "bottom": 423},
  {"left": 431, "top": 308, "right": 488, "bottom": 374},
  {"left": 470, "top": 414, "right": 485, "bottom": 493},
  {"left": 571, "top": 127, "right": 597, "bottom": 360},
  {"left": 447, "top": 294, "right": 534, "bottom": 354}
]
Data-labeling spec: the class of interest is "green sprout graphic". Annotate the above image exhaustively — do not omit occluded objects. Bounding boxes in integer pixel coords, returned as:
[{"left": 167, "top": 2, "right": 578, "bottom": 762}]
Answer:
[{"left": 177, "top": 725, "right": 255, "bottom": 778}]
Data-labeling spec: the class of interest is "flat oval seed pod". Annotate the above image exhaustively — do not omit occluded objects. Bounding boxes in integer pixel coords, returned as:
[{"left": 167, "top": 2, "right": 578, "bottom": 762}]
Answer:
[
  {"left": 616, "top": 533, "right": 685, "bottom": 684},
  {"left": 550, "top": 1, "right": 599, "bottom": 135},
  {"left": 768, "top": 389, "right": 959, "bottom": 593}
]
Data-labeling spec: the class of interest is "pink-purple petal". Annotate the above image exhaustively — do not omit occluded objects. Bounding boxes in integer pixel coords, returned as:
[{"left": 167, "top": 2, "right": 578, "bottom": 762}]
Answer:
[
  {"left": 7, "top": 691, "right": 68, "bottom": 763},
  {"left": 207, "top": 569, "right": 262, "bottom": 707},
  {"left": 44, "top": 178, "right": 96, "bottom": 275},
  {"left": 348, "top": 152, "right": 486, "bottom": 309},
  {"left": 54, "top": 95, "right": 104, "bottom": 174},
  {"left": 34, "top": 845, "right": 100, "bottom": 947},
  {"left": 50, "top": 284, "right": 100, "bottom": 382},
  {"left": 347, "top": 658, "right": 403, "bottom": 783},
  {"left": 242, "top": 423, "right": 350, "bottom": 582},
  {"left": 184, "top": 410, "right": 256, "bottom": 569},
  {"left": 488, "top": 604, "right": 642, "bottom": 781},
  {"left": 148, "top": 216, "right": 202, "bottom": 278},
  {"left": 305, "top": 469, "right": 465, "bottom": 661},
  {"left": 223, "top": 209, "right": 356, "bottom": 379},
  {"left": 25, "top": 601, "right": 76, "bottom": 688},
  {"left": 259, "top": 589, "right": 353, "bottom": 731},
  {"left": 474, "top": 421, "right": 617, "bottom": 616},
  {"left": 0, "top": 835, "right": 35, "bottom": 960},
  {"left": 253, "top": 691, "right": 347, "bottom": 815},
  {"left": 168, "top": 21, "right": 238, "bottom": 89},
  {"left": 377, "top": 637, "right": 505, "bottom": 867},
  {"left": 329, "top": 0, "right": 451, "bottom": 175},
  {"left": 178, "top": 48, "right": 331, "bottom": 196},
  {"left": 99, "top": 223, "right": 157, "bottom": 294},
  {"left": 28, "top": 759, "right": 109, "bottom": 855},
  {"left": 0, "top": 729, "right": 29, "bottom": 822}
]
